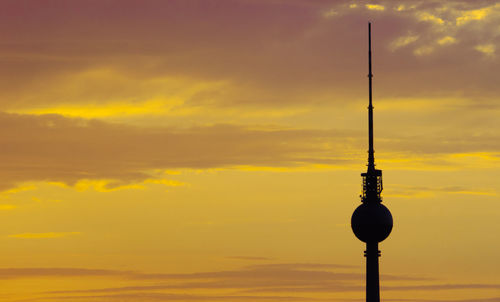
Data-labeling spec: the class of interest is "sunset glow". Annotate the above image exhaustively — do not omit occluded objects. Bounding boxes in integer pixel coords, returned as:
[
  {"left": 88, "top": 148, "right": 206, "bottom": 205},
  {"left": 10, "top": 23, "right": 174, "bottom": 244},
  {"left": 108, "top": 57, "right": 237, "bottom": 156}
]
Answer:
[{"left": 0, "top": 1, "right": 499, "bottom": 301}]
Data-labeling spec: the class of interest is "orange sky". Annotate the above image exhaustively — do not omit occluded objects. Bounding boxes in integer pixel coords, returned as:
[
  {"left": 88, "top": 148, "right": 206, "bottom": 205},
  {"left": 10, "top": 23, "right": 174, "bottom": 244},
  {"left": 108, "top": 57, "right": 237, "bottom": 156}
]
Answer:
[{"left": 0, "top": 1, "right": 499, "bottom": 301}]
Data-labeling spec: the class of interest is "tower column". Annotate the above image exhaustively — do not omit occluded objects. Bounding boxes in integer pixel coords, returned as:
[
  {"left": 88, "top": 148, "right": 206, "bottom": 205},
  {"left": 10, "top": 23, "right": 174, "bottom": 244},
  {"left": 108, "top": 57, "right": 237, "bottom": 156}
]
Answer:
[
  {"left": 365, "top": 241, "right": 380, "bottom": 302},
  {"left": 351, "top": 22, "right": 393, "bottom": 302}
]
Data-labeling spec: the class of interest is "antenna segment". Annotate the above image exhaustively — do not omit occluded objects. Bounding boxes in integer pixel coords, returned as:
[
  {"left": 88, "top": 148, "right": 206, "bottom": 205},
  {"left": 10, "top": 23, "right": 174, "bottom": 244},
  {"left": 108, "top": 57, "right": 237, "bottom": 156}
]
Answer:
[
  {"left": 368, "top": 22, "right": 374, "bottom": 171},
  {"left": 362, "top": 22, "right": 382, "bottom": 203}
]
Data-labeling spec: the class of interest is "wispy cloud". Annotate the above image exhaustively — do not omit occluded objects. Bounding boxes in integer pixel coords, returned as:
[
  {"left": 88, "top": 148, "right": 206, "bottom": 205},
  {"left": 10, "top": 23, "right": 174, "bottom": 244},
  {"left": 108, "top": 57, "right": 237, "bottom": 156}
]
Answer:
[
  {"left": 21, "top": 263, "right": 496, "bottom": 302},
  {"left": 365, "top": 4, "right": 385, "bottom": 11},
  {"left": 0, "top": 204, "right": 16, "bottom": 210},
  {"left": 1, "top": 110, "right": 500, "bottom": 191},
  {"left": 437, "top": 36, "right": 457, "bottom": 46},
  {"left": 0, "top": 113, "right": 360, "bottom": 190},
  {"left": 390, "top": 35, "right": 419, "bottom": 51},
  {"left": 8, "top": 232, "right": 81, "bottom": 239},
  {"left": 384, "top": 185, "right": 496, "bottom": 198},
  {"left": 385, "top": 297, "right": 500, "bottom": 302},
  {"left": 0, "top": 267, "right": 132, "bottom": 279},
  {"left": 2, "top": 0, "right": 500, "bottom": 112},
  {"left": 37, "top": 292, "right": 310, "bottom": 302},
  {"left": 226, "top": 256, "right": 273, "bottom": 261},
  {"left": 475, "top": 44, "right": 496, "bottom": 56},
  {"left": 384, "top": 283, "right": 500, "bottom": 291},
  {"left": 41, "top": 262, "right": 427, "bottom": 294}
]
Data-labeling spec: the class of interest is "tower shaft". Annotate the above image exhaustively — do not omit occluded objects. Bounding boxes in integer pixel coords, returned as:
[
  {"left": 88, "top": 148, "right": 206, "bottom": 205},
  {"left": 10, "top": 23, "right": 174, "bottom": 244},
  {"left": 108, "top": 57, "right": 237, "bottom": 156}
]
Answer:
[
  {"left": 365, "top": 242, "right": 380, "bottom": 302},
  {"left": 366, "top": 22, "right": 380, "bottom": 302},
  {"left": 352, "top": 22, "right": 393, "bottom": 302}
]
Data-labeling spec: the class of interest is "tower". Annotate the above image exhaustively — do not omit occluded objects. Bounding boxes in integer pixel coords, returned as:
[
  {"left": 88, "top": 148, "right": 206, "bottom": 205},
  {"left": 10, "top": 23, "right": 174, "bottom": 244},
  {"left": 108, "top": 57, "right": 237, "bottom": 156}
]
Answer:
[{"left": 351, "top": 23, "right": 393, "bottom": 302}]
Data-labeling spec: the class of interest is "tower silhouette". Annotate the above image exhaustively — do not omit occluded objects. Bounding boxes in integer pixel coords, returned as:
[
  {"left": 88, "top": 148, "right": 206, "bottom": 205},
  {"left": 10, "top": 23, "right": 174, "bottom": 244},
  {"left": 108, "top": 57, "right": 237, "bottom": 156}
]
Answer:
[{"left": 351, "top": 23, "right": 393, "bottom": 302}]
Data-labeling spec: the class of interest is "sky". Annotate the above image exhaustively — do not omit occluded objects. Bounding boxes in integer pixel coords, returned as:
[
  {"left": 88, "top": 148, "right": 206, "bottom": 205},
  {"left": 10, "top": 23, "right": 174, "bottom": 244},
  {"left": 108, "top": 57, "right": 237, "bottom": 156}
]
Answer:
[{"left": 0, "top": 0, "right": 499, "bottom": 301}]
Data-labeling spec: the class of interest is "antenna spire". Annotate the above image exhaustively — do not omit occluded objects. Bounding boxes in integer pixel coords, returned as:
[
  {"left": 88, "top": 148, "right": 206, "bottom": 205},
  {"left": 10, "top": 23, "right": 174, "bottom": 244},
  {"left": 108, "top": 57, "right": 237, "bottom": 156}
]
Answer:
[{"left": 368, "top": 22, "right": 375, "bottom": 171}]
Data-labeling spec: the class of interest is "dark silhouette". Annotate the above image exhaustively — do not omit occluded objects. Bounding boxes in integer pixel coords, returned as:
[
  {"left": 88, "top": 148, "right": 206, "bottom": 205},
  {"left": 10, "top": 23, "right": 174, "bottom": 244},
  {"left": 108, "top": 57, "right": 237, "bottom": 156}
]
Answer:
[{"left": 351, "top": 23, "right": 393, "bottom": 302}]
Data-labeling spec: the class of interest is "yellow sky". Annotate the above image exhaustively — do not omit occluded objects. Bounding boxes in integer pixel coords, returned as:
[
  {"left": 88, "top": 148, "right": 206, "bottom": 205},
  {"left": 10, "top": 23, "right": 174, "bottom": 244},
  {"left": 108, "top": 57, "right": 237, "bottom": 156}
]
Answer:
[{"left": 0, "top": 1, "right": 499, "bottom": 301}]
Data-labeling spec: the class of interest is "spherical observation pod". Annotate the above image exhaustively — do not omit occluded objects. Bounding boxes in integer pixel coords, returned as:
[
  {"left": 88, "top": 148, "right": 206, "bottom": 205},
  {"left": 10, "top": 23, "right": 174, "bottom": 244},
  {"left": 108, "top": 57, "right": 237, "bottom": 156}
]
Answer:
[{"left": 351, "top": 202, "right": 393, "bottom": 243}]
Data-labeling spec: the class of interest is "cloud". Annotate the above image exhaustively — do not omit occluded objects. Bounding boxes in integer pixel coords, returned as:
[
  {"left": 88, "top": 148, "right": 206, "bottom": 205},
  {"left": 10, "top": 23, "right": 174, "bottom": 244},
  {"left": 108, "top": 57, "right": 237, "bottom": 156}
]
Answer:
[
  {"left": 416, "top": 11, "right": 444, "bottom": 24},
  {"left": 245, "top": 263, "right": 358, "bottom": 270},
  {"left": 437, "top": 36, "right": 457, "bottom": 45},
  {"left": 2, "top": 0, "right": 500, "bottom": 113},
  {"left": 475, "top": 44, "right": 495, "bottom": 56},
  {"left": 8, "top": 232, "right": 81, "bottom": 239},
  {"left": 27, "top": 293, "right": 500, "bottom": 302},
  {"left": 1, "top": 184, "right": 37, "bottom": 194},
  {"left": 24, "top": 263, "right": 497, "bottom": 302},
  {"left": 72, "top": 180, "right": 145, "bottom": 192},
  {"left": 390, "top": 35, "right": 420, "bottom": 51},
  {"left": 365, "top": 4, "right": 385, "bottom": 11},
  {"left": 384, "top": 284, "right": 500, "bottom": 291},
  {"left": 456, "top": 5, "right": 496, "bottom": 26},
  {"left": 384, "top": 185, "right": 496, "bottom": 198},
  {"left": 385, "top": 297, "right": 500, "bottom": 302},
  {"left": 226, "top": 256, "right": 273, "bottom": 261},
  {"left": 413, "top": 45, "right": 435, "bottom": 56},
  {"left": 41, "top": 262, "right": 427, "bottom": 294},
  {"left": 143, "top": 179, "right": 186, "bottom": 187},
  {"left": 0, "top": 263, "right": 489, "bottom": 302},
  {"left": 1, "top": 109, "right": 500, "bottom": 190},
  {"left": 38, "top": 292, "right": 309, "bottom": 302},
  {"left": 0, "top": 112, "right": 360, "bottom": 190},
  {"left": 129, "top": 263, "right": 366, "bottom": 282},
  {"left": 0, "top": 204, "right": 16, "bottom": 210},
  {"left": 0, "top": 268, "right": 133, "bottom": 279},
  {"left": 242, "top": 282, "right": 500, "bottom": 293}
]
